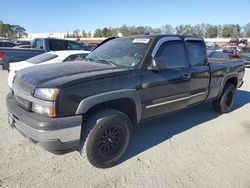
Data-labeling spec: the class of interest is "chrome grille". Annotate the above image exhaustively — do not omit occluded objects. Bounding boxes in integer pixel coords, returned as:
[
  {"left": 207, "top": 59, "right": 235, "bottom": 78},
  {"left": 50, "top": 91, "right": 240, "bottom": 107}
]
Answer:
[
  {"left": 14, "top": 79, "right": 33, "bottom": 94},
  {"left": 15, "top": 95, "right": 31, "bottom": 110},
  {"left": 13, "top": 79, "right": 33, "bottom": 111}
]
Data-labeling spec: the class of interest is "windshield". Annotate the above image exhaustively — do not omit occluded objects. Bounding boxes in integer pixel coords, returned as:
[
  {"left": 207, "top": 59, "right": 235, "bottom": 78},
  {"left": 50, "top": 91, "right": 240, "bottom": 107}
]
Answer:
[
  {"left": 86, "top": 38, "right": 151, "bottom": 68},
  {"left": 26, "top": 53, "right": 58, "bottom": 64}
]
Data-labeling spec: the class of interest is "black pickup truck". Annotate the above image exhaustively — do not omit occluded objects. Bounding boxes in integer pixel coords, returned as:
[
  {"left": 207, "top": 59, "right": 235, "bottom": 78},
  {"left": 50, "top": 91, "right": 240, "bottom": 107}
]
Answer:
[
  {"left": 6, "top": 35, "right": 245, "bottom": 168},
  {"left": 0, "top": 38, "right": 87, "bottom": 70}
]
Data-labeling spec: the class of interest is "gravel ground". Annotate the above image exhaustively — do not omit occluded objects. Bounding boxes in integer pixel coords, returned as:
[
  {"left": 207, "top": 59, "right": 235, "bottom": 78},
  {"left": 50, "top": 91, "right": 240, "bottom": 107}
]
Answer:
[{"left": 0, "top": 69, "right": 250, "bottom": 188}]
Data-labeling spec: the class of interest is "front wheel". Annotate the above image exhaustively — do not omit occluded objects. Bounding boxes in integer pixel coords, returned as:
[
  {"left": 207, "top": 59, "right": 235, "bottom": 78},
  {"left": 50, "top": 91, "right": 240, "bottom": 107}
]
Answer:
[
  {"left": 213, "top": 83, "right": 236, "bottom": 113},
  {"left": 80, "top": 109, "right": 132, "bottom": 168}
]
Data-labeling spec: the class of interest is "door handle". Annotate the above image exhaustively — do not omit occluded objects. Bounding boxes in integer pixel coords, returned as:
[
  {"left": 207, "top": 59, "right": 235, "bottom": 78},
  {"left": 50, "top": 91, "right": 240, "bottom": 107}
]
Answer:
[{"left": 183, "top": 73, "right": 191, "bottom": 80}]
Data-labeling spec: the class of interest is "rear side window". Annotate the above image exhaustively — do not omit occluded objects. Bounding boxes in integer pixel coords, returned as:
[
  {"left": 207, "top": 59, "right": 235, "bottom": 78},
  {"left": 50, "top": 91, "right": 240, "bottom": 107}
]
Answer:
[
  {"left": 186, "top": 41, "right": 206, "bottom": 66},
  {"left": 26, "top": 53, "right": 58, "bottom": 64},
  {"left": 0, "top": 42, "right": 3, "bottom": 47},
  {"left": 155, "top": 40, "right": 187, "bottom": 67},
  {"left": 49, "top": 40, "right": 66, "bottom": 51}
]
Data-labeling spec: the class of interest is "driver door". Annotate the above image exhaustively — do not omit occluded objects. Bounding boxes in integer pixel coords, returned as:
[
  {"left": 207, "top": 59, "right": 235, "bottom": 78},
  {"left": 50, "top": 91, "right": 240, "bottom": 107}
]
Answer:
[{"left": 140, "top": 37, "right": 191, "bottom": 119}]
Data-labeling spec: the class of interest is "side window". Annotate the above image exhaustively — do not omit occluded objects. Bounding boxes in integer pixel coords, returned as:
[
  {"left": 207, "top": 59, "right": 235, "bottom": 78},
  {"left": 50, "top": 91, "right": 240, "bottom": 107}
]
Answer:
[
  {"left": 67, "top": 41, "right": 83, "bottom": 50},
  {"left": 155, "top": 40, "right": 187, "bottom": 67},
  {"left": 6, "top": 42, "right": 16, "bottom": 47},
  {"left": 64, "top": 54, "right": 88, "bottom": 61},
  {"left": 0, "top": 42, "right": 3, "bottom": 47},
  {"left": 186, "top": 41, "right": 206, "bottom": 66},
  {"left": 34, "top": 40, "right": 44, "bottom": 49},
  {"left": 49, "top": 40, "right": 66, "bottom": 51}
]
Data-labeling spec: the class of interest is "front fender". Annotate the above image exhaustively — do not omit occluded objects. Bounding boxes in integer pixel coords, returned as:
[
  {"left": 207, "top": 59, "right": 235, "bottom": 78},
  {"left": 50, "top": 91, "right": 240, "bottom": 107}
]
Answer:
[{"left": 75, "top": 89, "right": 142, "bottom": 122}]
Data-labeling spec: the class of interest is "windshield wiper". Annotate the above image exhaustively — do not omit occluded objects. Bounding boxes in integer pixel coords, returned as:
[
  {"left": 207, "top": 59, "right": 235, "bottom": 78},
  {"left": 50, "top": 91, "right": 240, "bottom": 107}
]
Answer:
[
  {"left": 96, "top": 59, "right": 118, "bottom": 67},
  {"left": 84, "top": 58, "right": 128, "bottom": 68},
  {"left": 83, "top": 57, "right": 95, "bottom": 62}
]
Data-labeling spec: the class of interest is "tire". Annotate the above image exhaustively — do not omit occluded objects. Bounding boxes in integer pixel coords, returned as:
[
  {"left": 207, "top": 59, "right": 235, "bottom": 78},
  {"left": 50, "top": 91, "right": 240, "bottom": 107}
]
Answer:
[
  {"left": 80, "top": 109, "right": 132, "bottom": 168},
  {"left": 213, "top": 83, "right": 236, "bottom": 113}
]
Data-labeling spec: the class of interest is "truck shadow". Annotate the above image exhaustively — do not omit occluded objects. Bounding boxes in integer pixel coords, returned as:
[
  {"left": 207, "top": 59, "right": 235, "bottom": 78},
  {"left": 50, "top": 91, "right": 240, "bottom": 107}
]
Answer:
[{"left": 122, "top": 89, "right": 250, "bottom": 163}]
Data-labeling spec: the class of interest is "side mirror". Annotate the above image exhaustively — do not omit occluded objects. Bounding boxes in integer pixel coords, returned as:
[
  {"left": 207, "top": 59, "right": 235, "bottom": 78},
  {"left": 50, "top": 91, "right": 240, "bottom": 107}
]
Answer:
[{"left": 148, "top": 57, "right": 167, "bottom": 72}]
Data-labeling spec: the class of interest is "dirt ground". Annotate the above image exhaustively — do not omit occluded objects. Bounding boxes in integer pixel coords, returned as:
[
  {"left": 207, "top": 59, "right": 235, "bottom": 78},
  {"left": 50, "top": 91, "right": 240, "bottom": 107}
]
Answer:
[{"left": 0, "top": 69, "right": 250, "bottom": 188}]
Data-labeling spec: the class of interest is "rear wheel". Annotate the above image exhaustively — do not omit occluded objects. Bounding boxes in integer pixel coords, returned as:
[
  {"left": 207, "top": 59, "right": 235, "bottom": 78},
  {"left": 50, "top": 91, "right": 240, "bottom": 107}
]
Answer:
[
  {"left": 213, "top": 83, "right": 236, "bottom": 113},
  {"left": 80, "top": 109, "right": 132, "bottom": 168}
]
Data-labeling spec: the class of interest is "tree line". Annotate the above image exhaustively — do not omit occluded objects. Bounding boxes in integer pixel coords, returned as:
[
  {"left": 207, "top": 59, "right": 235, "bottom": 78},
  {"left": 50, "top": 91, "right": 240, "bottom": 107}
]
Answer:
[
  {"left": 1, "top": 20, "right": 250, "bottom": 39},
  {"left": 84, "top": 23, "right": 250, "bottom": 38},
  {"left": 0, "top": 20, "right": 27, "bottom": 39}
]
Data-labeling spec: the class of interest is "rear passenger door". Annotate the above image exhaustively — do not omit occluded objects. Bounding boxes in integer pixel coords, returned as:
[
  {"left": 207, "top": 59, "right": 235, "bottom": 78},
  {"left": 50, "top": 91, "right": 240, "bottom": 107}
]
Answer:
[
  {"left": 141, "top": 37, "right": 191, "bottom": 119},
  {"left": 185, "top": 38, "right": 210, "bottom": 106}
]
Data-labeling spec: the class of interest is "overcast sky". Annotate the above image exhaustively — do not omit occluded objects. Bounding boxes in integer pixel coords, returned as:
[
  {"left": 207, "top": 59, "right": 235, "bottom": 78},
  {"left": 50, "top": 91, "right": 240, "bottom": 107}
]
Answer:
[{"left": 1, "top": 0, "right": 250, "bottom": 33}]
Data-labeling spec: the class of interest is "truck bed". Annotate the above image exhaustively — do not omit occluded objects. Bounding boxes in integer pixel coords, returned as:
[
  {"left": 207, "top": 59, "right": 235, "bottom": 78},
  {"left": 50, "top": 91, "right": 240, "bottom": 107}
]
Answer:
[
  {"left": 0, "top": 47, "right": 44, "bottom": 70},
  {"left": 208, "top": 58, "right": 243, "bottom": 64},
  {"left": 207, "top": 58, "right": 245, "bottom": 100}
]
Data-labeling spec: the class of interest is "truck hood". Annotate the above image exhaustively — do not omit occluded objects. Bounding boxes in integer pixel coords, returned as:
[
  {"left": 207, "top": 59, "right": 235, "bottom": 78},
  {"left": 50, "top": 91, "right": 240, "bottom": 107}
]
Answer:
[{"left": 15, "top": 61, "right": 129, "bottom": 88}]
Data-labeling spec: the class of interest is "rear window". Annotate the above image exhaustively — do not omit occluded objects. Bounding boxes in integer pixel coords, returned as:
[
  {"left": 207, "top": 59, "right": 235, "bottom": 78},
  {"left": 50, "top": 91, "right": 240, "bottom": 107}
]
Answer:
[
  {"left": 26, "top": 53, "right": 58, "bottom": 64},
  {"left": 34, "top": 40, "right": 44, "bottom": 49}
]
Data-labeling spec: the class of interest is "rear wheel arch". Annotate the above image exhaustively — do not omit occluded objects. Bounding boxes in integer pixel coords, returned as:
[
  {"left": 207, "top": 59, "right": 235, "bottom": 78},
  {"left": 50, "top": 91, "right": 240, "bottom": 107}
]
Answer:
[
  {"left": 225, "top": 77, "right": 237, "bottom": 88},
  {"left": 218, "top": 74, "right": 238, "bottom": 98},
  {"left": 213, "top": 82, "right": 236, "bottom": 113}
]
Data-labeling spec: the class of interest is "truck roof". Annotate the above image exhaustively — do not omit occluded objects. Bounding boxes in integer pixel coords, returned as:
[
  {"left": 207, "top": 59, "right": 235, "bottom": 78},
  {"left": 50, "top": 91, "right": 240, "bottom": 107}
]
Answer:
[{"left": 119, "top": 34, "right": 203, "bottom": 40}]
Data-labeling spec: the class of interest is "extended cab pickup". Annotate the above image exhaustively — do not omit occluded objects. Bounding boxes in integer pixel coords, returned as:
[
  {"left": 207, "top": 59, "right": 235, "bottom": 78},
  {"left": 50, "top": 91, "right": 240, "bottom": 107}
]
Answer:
[
  {"left": 6, "top": 35, "right": 245, "bottom": 168},
  {"left": 0, "top": 38, "right": 86, "bottom": 70}
]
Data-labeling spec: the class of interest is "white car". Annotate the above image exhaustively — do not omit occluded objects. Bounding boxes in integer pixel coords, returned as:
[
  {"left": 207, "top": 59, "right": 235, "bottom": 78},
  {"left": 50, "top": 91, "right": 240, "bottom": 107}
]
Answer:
[{"left": 8, "top": 50, "right": 90, "bottom": 88}]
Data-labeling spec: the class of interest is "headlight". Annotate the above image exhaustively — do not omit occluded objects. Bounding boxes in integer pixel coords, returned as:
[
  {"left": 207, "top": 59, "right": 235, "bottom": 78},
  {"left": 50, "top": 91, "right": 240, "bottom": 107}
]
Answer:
[
  {"left": 32, "top": 88, "right": 59, "bottom": 117},
  {"left": 32, "top": 103, "right": 56, "bottom": 118},
  {"left": 34, "top": 88, "right": 59, "bottom": 101}
]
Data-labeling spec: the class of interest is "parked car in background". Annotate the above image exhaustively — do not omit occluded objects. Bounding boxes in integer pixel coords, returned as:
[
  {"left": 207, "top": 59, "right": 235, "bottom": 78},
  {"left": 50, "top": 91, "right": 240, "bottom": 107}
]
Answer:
[
  {"left": 0, "top": 38, "right": 89, "bottom": 70},
  {"left": 240, "top": 52, "right": 250, "bottom": 66},
  {"left": 239, "top": 38, "right": 248, "bottom": 46},
  {"left": 207, "top": 50, "right": 229, "bottom": 59},
  {"left": 8, "top": 50, "right": 90, "bottom": 88},
  {"left": 206, "top": 42, "right": 220, "bottom": 50},
  {"left": 223, "top": 49, "right": 240, "bottom": 58},
  {"left": 0, "top": 41, "right": 17, "bottom": 47},
  {"left": 13, "top": 45, "right": 33, "bottom": 49},
  {"left": 15, "top": 40, "right": 31, "bottom": 45}
]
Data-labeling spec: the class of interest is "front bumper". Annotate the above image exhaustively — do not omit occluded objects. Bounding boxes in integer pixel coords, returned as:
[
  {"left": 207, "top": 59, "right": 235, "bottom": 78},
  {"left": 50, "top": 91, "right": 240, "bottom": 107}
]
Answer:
[
  {"left": 7, "top": 70, "right": 15, "bottom": 89},
  {"left": 6, "top": 93, "right": 82, "bottom": 153}
]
